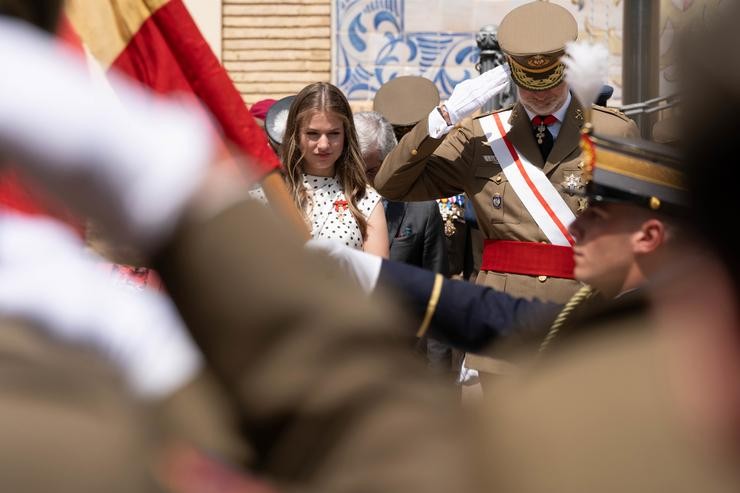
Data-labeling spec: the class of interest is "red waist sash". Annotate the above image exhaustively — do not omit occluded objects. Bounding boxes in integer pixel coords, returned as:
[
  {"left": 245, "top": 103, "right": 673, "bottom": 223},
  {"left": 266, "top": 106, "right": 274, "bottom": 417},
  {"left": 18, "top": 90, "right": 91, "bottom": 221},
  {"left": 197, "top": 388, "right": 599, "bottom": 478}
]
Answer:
[{"left": 481, "top": 240, "right": 575, "bottom": 279}]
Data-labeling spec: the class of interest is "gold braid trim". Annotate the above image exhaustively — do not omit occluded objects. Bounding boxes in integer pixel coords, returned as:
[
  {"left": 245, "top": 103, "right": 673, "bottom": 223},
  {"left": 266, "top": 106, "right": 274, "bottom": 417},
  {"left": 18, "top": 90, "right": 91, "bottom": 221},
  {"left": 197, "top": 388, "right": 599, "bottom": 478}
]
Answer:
[
  {"left": 538, "top": 285, "right": 595, "bottom": 354},
  {"left": 510, "top": 62, "right": 565, "bottom": 91},
  {"left": 417, "top": 274, "right": 444, "bottom": 338}
]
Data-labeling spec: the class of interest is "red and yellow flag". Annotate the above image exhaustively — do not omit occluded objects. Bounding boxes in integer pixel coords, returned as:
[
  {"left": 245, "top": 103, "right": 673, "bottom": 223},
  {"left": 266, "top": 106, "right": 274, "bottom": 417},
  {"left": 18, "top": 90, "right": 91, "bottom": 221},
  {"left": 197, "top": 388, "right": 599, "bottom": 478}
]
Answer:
[{"left": 65, "top": 0, "right": 281, "bottom": 178}]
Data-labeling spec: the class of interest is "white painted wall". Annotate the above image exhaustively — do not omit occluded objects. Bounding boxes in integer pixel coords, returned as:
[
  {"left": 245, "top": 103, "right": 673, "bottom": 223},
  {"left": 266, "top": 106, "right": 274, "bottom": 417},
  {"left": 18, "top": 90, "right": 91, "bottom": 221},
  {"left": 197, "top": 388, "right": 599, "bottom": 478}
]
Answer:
[{"left": 183, "top": 0, "right": 222, "bottom": 59}]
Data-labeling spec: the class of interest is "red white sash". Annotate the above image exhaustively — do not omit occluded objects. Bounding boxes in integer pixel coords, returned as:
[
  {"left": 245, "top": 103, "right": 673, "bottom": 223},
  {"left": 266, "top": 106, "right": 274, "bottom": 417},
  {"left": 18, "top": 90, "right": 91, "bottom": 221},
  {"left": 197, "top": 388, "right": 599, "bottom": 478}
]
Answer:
[{"left": 478, "top": 111, "right": 576, "bottom": 246}]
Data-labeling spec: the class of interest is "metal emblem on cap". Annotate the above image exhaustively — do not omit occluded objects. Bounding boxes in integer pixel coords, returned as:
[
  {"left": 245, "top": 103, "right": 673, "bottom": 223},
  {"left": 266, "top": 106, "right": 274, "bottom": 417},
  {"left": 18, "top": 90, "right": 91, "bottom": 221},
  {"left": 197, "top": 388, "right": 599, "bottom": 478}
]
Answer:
[
  {"left": 649, "top": 197, "right": 662, "bottom": 210},
  {"left": 492, "top": 193, "right": 503, "bottom": 209},
  {"left": 562, "top": 173, "right": 583, "bottom": 195},
  {"left": 528, "top": 55, "right": 550, "bottom": 68}
]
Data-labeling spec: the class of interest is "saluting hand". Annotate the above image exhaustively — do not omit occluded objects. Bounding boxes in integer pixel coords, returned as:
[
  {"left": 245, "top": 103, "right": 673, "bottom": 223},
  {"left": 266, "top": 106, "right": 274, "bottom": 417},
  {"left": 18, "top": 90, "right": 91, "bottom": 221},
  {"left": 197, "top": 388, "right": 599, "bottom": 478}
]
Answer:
[{"left": 427, "top": 64, "right": 511, "bottom": 138}]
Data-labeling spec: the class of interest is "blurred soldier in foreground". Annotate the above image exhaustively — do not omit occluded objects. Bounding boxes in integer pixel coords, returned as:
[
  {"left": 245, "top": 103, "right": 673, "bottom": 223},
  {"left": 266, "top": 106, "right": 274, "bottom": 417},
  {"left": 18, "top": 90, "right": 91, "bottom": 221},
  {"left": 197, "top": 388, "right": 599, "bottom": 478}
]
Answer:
[{"left": 0, "top": 9, "right": 474, "bottom": 493}]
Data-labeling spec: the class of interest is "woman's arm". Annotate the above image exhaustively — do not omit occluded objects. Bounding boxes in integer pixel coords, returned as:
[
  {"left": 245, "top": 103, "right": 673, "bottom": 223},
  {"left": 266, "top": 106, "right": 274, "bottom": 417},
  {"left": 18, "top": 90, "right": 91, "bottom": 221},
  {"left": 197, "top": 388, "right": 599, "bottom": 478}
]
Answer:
[{"left": 363, "top": 202, "right": 390, "bottom": 258}]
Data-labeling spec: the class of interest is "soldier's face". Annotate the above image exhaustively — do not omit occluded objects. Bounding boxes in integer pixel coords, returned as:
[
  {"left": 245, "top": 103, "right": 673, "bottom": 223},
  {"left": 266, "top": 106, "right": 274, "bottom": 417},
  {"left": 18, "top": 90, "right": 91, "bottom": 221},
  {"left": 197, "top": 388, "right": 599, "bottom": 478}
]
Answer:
[
  {"left": 518, "top": 83, "right": 569, "bottom": 116},
  {"left": 568, "top": 203, "right": 639, "bottom": 297},
  {"left": 299, "top": 111, "right": 345, "bottom": 176}
]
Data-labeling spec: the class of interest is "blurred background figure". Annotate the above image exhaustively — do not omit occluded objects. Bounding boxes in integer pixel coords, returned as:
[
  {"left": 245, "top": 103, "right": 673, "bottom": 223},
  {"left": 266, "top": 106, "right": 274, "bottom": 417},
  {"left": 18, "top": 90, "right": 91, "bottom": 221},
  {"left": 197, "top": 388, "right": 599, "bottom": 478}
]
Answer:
[
  {"left": 263, "top": 95, "right": 294, "bottom": 155},
  {"left": 354, "top": 110, "right": 451, "bottom": 375},
  {"left": 248, "top": 98, "right": 276, "bottom": 129},
  {"left": 368, "top": 74, "right": 454, "bottom": 375},
  {"left": 354, "top": 111, "right": 447, "bottom": 275}
]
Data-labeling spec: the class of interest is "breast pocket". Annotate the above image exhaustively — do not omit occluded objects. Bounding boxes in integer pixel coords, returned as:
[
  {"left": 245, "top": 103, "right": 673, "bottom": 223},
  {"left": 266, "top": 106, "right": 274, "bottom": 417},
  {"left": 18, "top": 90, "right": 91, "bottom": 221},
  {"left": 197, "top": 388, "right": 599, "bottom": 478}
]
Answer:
[
  {"left": 473, "top": 164, "right": 521, "bottom": 225},
  {"left": 390, "top": 232, "right": 420, "bottom": 261}
]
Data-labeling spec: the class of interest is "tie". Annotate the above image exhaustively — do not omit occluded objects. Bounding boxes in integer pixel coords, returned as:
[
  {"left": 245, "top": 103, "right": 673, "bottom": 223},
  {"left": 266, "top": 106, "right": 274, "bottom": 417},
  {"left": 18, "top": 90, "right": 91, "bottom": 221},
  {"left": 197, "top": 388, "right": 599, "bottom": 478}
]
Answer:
[{"left": 532, "top": 115, "right": 557, "bottom": 160}]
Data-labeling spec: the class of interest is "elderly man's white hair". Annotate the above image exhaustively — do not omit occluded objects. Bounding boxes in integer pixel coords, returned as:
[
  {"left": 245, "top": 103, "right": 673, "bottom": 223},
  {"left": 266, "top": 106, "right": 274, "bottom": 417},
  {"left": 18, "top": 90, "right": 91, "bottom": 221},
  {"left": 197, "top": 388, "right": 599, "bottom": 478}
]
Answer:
[{"left": 353, "top": 111, "right": 398, "bottom": 161}]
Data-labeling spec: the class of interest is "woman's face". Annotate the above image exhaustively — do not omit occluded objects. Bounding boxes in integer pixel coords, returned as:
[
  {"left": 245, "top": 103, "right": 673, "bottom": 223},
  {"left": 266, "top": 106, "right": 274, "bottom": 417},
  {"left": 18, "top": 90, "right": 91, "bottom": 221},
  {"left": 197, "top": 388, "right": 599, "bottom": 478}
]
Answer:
[{"left": 298, "top": 111, "right": 345, "bottom": 176}]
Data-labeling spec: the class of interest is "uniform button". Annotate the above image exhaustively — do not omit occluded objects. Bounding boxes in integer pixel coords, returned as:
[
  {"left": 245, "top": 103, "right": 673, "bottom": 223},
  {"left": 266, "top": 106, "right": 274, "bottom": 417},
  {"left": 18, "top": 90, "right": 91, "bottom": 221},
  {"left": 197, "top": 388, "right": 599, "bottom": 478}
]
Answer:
[
  {"left": 494, "top": 175, "right": 502, "bottom": 183},
  {"left": 410, "top": 149, "right": 418, "bottom": 156},
  {"left": 578, "top": 161, "right": 585, "bottom": 169},
  {"left": 454, "top": 123, "right": 463, "bottom": 129},
  {"left": 540, "top": 241, "right": 548, "bottom": 244},
  {"left": 537, "top": 275, "right": 548, "bottom": 283}
]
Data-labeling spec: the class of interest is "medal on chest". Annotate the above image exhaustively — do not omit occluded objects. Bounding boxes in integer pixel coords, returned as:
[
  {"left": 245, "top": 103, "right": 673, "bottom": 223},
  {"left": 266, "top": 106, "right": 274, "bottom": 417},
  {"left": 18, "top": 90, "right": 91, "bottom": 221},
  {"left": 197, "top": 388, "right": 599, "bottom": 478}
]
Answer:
[
  {"left": 536, "top": 123, "right": 547, "bottom": 144},
  {"left": 438, "top": 195, "right": 465, "bottom": 237},
  {"left": 561, "top": 173, "right": 583, "bottom": 196},
  {"left": 333, "top": 199, "right": 349, "bottom": 223}
]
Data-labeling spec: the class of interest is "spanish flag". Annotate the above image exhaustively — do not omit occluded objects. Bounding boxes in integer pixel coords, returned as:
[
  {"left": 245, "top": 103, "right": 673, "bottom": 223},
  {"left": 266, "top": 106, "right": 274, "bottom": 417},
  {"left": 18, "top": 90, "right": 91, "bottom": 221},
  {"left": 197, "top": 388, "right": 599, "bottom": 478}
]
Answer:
[{"left": 65, "top": 0, "right": 280, "bottom": 177}]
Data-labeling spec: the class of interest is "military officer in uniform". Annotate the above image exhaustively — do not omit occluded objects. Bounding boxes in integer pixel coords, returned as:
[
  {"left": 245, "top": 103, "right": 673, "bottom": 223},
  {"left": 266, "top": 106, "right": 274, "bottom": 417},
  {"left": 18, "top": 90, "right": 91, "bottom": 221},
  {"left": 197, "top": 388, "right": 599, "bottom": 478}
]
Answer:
[
  {"left": 374, "top": 0, "right": 637, "bottom": 375},
  {"left": 314, "top": 133, "right": 687, "bottom": 357}
]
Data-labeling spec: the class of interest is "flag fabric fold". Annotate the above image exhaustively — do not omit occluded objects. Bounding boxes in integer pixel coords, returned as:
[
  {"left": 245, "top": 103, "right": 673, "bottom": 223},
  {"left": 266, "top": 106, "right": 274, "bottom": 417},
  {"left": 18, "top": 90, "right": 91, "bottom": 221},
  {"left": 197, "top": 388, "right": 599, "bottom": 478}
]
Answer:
[{"left": 66, "top": 0, "right": 281, "bottom": 178}]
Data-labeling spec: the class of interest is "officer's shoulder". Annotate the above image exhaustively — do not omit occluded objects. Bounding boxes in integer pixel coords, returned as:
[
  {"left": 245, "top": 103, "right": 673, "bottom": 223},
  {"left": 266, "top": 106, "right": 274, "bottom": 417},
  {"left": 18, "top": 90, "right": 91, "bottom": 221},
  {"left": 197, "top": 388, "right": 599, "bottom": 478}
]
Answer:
[
  {"left": 474, "top": 104, "right": 515, "bottom": 121},
  {"left": 592, "top": 104, "right": 632, "bottom": 124}
]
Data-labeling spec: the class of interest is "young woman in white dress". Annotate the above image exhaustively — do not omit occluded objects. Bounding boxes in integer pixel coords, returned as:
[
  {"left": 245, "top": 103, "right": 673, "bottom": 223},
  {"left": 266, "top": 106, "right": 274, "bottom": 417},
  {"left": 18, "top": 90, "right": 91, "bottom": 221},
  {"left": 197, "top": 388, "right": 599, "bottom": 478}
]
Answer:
[{"left": 279, "top": 82, "right": 388, "bottom": 257}]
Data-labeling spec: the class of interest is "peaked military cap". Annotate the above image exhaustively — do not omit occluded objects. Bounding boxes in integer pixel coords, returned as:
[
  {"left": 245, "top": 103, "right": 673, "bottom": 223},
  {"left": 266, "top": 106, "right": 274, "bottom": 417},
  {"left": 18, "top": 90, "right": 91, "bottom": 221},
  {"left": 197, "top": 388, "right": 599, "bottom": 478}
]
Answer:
[
  {"left": 373, "top": 76, "right": 440, "bottom": 127},
  {"left": 498, "top": 1, "right": 578, "bottom": 91},
  {"left": 264, "top": 95, "right": 295, "bottom": 148},
  {"left": 581, "top": 133, "right": 687, "bottom": 214}
]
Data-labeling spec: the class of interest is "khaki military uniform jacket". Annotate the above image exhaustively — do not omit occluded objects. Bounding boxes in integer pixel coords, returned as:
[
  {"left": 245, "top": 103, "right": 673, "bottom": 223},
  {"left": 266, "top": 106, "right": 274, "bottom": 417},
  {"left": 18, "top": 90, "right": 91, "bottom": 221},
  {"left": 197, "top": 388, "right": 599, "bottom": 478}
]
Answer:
[
  {"left": 376, "top": 100, "right": 637, "bottom": 371},
  {"left": 0, "top": 320, "right": 165, "bottom": 493},
  {"left": 156, "top": 200, "right": 480, "bottom": 493},
  {"left": 375, "top": 99, "right": 637, "bottom": 304},
  {"left": 480, "top": 325, "right": 740, "bottom": 493}
]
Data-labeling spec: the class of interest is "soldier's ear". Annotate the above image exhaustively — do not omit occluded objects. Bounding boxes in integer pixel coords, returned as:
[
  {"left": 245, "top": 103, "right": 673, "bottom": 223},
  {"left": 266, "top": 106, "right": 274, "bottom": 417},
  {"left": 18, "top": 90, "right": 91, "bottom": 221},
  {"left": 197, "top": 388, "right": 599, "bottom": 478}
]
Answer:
[{"left": 633, "top": 219, "right": 666, "bottom": 254}]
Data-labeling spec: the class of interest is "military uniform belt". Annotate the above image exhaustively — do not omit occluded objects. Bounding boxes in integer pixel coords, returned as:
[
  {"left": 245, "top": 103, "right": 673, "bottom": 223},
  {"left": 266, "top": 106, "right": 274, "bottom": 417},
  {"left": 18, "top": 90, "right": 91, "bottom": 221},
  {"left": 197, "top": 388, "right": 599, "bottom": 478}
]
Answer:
[{"left": 481, "top": 240, "right": 575, "bottom": 279}]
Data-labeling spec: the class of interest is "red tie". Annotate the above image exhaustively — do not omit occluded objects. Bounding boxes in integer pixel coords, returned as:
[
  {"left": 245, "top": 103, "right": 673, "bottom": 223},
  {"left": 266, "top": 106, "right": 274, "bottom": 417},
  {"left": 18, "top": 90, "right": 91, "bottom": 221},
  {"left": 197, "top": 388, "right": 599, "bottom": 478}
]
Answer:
[{"left": 531, "top": 115, "right": 558, "bottom": 126}]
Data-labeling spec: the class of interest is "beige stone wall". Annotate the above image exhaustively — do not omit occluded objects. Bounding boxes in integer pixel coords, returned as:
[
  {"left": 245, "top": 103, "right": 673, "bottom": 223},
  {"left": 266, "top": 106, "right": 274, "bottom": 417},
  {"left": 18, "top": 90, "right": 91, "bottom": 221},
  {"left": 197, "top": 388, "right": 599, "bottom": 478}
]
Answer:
[
  {"left": 184, "top": 0, "right": 222, "bottom": 60},
  {"left": 223, "top": 0, "right": 332, "bottom": 106}
]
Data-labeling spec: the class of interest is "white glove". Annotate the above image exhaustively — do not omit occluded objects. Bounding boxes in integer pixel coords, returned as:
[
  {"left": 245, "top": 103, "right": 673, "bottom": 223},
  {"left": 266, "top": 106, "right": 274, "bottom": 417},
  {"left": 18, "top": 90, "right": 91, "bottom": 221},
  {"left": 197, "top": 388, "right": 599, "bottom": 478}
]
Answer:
[
  {"left": 305, "top": 239, "right": 382, "bottom": 293},
  {"left": 0, "top": 214, "right": 202, "bottom": 399},
  {"left": 0, "top": 17, "right": 214, "bottom": 253},
  {"left": 428, "top": 64, "right": 511, "bottom": 138}
]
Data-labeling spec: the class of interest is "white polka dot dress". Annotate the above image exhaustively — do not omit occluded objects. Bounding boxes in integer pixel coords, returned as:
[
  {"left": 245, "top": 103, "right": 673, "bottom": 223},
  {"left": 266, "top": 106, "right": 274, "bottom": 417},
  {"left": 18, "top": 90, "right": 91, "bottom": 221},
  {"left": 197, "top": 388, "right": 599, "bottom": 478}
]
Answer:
[{"left": 249, "top": 173, "right": 381, "bottom": 250}]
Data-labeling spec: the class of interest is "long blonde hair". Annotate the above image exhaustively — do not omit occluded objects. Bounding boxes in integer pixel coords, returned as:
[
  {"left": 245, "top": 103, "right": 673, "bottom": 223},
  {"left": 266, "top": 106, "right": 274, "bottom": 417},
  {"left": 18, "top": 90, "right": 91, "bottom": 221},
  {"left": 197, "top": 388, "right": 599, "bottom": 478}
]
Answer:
[{"left": 281, "top": 82, "right": 370, "bottom": 239}]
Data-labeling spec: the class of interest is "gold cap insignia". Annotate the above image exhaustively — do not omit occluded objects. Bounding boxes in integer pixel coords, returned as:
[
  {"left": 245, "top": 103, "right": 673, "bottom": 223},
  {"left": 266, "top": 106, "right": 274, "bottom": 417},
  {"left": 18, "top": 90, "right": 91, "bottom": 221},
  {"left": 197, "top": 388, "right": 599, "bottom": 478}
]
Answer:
[{"left": 528, "top": 55, "right": 551, "bottom": 68}]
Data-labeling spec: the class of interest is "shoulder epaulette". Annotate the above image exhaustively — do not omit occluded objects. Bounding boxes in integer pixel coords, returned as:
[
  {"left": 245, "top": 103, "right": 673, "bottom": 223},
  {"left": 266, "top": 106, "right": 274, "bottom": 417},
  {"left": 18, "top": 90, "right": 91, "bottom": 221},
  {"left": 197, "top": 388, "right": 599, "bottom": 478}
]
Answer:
[
  {"left": 592, "top": 104, "right": 632, "bottom": 123},
  {"left": 474, "top": 104, "right": 515, "bottom": 120}
]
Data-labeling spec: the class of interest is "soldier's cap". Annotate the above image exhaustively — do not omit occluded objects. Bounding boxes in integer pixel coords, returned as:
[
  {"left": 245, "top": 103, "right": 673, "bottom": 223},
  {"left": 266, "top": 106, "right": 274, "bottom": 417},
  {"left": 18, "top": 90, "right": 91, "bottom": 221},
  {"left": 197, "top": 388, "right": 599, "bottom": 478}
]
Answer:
[
  {"left": 373, "top": 76, "right": 440, "bottom": 127},
  {"left": 498, "top": 1, "right": 578, "bottom": 92},
  {"left": 581, "top": 133, "right": 687, "bottom": 214},
  {"left": 265, "top": 95, "right": 295, "bottom": 147}
]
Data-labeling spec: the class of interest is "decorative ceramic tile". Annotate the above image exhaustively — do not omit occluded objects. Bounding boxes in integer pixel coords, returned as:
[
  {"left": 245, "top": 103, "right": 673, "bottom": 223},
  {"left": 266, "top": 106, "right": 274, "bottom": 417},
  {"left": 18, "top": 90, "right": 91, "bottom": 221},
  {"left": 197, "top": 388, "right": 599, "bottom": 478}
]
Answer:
[
  {"left": 334, "top": 0, "right": 624, "bottom": 103},
  {"left": 334, "top": 0, "right": 724, "bottom": 104},
  {"left": 334, "top": 0, "right": 479, "bottom": 101}
]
